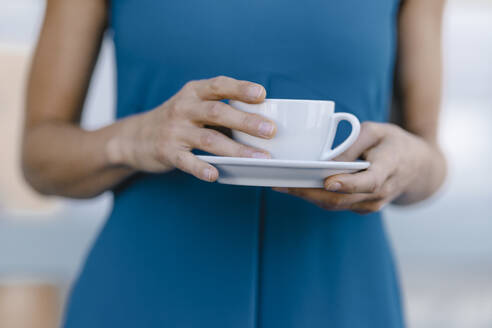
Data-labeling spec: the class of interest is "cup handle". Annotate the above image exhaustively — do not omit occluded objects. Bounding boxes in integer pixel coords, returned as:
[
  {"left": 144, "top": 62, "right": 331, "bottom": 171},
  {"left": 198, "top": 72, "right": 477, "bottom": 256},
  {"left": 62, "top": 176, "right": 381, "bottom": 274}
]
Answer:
[{"left": 320, "top": 113, "right": 361, "bottom": 161}]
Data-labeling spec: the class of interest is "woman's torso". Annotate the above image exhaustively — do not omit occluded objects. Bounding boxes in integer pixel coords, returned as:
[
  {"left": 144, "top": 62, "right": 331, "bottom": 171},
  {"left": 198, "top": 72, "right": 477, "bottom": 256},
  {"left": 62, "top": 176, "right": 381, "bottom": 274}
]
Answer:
[{"left": 63, "top": 0, "right": 404, "bottom": 327}]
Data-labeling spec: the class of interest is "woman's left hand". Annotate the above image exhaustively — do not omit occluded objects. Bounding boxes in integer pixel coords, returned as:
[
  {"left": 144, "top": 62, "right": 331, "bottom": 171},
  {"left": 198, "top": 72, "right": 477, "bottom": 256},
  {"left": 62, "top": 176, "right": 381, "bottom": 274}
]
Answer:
[{"left": 274, "top": 122, "right": 439, "bottom": 214}]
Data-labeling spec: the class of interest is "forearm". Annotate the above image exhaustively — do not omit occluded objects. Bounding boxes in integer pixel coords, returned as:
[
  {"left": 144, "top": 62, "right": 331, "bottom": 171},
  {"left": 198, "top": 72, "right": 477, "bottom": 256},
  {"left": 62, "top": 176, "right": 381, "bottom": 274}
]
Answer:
[{"left": 22, "top": 117, "right": 137, "bottom": 198}]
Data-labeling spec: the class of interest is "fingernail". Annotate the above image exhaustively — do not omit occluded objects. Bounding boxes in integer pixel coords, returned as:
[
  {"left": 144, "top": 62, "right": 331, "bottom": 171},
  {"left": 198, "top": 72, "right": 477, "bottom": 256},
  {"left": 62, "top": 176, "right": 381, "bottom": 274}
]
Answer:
[
  {"left": 325, "top": 182, "right": 341, "bottom": 192},
  {"left": 251, "top": 152, "right": 271, "bottom": 159},
  {"left": 202, "top": 168, "right": 215, "bottom": 181},
  {"left": 246, "top": 85, "right": 263, "bottom": 99},
  {"left": 258, "top": 122, "right": 274, "bottom": 137}
]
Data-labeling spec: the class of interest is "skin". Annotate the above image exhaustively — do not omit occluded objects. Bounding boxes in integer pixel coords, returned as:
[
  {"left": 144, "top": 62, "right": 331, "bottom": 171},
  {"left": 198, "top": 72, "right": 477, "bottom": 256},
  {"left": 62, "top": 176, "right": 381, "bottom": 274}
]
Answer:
[
  {"left": 23, "top": 0, "right": 275, "bottom": 198},
  {"left": 23, "top": 0, "right": 446, "bottom": 214}
]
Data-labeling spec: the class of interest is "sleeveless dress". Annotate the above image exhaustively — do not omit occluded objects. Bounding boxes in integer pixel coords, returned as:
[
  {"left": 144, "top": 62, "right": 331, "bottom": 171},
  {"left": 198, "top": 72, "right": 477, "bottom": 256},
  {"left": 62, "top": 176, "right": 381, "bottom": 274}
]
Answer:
[{"left": 63, "top": 0, "right": 404, "bottom": 327}]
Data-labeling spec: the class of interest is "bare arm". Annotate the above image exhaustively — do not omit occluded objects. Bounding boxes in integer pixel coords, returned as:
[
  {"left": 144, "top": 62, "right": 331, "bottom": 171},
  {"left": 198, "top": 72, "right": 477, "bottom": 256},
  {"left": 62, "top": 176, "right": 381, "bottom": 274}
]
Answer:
[
  {"left": 23, "top": 0, "right": 276, "bottom": 199},
  {"left": 22, "top": 0, "right": 134, "bottom": 198},
  {"left": 392, "top": 0, "right": 447, "bottom": 204}
]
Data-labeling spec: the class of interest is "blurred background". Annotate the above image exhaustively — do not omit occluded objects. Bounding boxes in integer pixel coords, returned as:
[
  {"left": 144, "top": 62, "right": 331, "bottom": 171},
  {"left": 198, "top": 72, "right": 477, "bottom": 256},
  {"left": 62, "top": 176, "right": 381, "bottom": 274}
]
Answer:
[{"left": 0, "top": 0, "right": 491, "bottom": 327}]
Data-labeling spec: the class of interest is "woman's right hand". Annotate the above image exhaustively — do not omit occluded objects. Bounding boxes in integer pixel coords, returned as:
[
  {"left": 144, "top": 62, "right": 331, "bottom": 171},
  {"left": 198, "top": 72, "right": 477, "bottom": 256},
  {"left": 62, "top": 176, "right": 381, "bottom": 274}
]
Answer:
[{"left": 107, "top": 76, "right": 276, "bottom": 182}]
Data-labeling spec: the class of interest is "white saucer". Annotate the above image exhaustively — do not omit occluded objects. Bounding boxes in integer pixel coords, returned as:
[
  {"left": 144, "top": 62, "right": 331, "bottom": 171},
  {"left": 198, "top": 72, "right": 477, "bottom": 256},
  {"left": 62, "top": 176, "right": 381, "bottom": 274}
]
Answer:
[{"left": 197, "top": 155, "right": 370, "bottom": 188}]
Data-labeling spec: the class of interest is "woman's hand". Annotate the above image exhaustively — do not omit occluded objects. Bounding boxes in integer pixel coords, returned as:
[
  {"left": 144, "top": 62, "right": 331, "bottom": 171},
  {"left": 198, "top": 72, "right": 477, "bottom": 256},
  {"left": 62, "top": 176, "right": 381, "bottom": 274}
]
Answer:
[
  {"left": 107, "top": 76, "right": 277, "bottom": 182},
  {"left": 274, "top": 122, "right": 446, "bottom": 213}
]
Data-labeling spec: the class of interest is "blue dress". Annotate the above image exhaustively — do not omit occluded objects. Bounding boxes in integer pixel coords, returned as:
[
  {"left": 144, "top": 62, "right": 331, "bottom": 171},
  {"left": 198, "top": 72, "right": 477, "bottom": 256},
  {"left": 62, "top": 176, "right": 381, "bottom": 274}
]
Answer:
[{"left": 63, "top": 0, "right": 404, "bottom": 327}]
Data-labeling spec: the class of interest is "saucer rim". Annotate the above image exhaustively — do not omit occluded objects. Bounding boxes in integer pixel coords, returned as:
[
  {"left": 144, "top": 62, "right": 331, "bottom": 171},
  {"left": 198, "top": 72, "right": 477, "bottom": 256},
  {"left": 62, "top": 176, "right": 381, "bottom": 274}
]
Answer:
[{"left": 197, "top": 155, "right": 370, "bottom": 169}]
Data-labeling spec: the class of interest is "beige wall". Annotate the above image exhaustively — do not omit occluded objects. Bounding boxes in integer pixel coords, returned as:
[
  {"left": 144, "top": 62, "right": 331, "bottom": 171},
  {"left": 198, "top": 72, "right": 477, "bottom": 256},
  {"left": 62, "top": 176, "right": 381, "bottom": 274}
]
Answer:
[
  {"left": 0, "top": 281, "right": 61, "bottom": 328},
  {"left": 0, "top": 46, "right": 56, "bottom": 214}
]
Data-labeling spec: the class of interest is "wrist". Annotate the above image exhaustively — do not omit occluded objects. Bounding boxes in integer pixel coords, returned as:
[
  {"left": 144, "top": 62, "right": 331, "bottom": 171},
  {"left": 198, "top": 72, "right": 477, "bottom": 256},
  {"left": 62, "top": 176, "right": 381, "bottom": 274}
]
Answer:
[
  {"left": 105, "top": 114, "right": 143, "bottom": 167},
  {"left": 106, "top": 133, "right": 125, "bottom": 166},
  {"left": 394, "top": 135, "right": 447, "bottom": 205},
  {"left": 416, "top": 135, "right": 447, "bottom": 184}
]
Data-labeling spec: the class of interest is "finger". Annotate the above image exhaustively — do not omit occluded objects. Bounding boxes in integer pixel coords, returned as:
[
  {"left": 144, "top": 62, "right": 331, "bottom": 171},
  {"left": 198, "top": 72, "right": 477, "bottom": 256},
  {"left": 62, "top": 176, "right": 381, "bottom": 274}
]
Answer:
[
  {"left": 350, "top": 199, "right": 387, "bottom": 214},
  {"left": 350, "top": 174, "right": 402, "bottom": 213},
  {"left": 188, "top": 76, "right": 266, "bottom": 103},
  {"left": 324, "top": 162, "right": 392, "bottom": 194},
  {"left": 277, "top": 188, "right": 370, "bottom": 210},
  {"left": 334, "top": 121, "right": 384, "bottom": 162},
  {"left": 171, "top": 150, "right": 219, "bottom": 182},
  {"left": 184, "top": 127, "right": 271, "bottom": 158},
  {"left": 189, "top": 101, "right": 276, "bottom": 139},
  {"left": 325, "top": 141, "right": 397, "bottom": 193}
]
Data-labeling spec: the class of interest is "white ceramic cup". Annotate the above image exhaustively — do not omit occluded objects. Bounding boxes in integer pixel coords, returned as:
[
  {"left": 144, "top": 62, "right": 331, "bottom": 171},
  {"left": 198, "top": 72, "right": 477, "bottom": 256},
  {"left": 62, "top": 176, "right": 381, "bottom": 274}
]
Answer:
[{"left": 230, "top": 99, "right": 360, "bottom": 161}]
